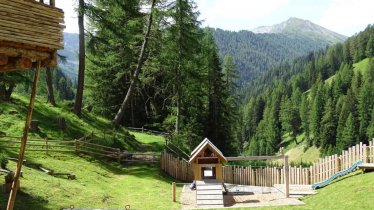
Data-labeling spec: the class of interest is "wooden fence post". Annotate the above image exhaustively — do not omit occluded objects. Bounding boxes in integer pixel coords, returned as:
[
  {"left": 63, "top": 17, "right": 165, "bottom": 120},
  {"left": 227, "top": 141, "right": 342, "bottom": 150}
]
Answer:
[
  {"left": 75, "top": 139, "right": 78, "bottom": 153},
  {"left": 172, "top": 182, "right": 176, "bottom": 202},
  {"left": 117, "top": 148, "right": 121, "bottom": 163},
  {"left": 284, "top": 155, "right": 289, "bottom": 198},
  {"left": 363, "top": 144, "right": 369, "bottom": 163},
  {"left": 45, "top": 138, "right": 48, "bottom": 155}
]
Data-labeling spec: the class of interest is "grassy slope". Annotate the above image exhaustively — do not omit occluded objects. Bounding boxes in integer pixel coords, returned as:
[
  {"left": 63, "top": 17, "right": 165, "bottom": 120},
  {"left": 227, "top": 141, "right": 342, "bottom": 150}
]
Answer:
[
  {"left": 0, "top": 94, "right": 140, "bottom": 150},
  {"left": 0, "top": 94, "right": 181, "bottom": 209},
  {"left": 0, "top": 155, "right": 180, "bottom": 210},
  {"left": 207, "top": 171, "right": 374, "bottom": 210},
  {"left": 325, "top": 58, "right": 370, "bottom": 85},
  {"left": 0, "top": 132, "right": 180, "bottom": 210},
  {"left": 277, "top": 134, "right": 320, "bottom": 165}
]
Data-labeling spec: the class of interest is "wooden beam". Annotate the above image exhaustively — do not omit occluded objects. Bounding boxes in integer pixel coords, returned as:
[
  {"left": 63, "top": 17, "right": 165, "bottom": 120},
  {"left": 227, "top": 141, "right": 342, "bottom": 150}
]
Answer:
[
  {"left": 6, "top": 62, "right": 41, "bottom": 210},
  {"left": 0, "top": 57, "right": 32, "bottom": 72},
  {"left": 284, "top": 155, "right": 290, "bottom": 198},
  {"left": 226, "top": 155, "right": 284, "bottom": 161},
  {"left": 0, "top": 53, "right": 8, "bottom": 65},
  {"left": 0, "top": 46, "right": 51, "bottom": 61}
]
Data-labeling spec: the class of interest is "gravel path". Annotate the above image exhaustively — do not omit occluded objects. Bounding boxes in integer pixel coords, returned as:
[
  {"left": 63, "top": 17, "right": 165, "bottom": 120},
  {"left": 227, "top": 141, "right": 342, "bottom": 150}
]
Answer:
[{"left": 180, "top": 184, "right": 305, "bottom": 209}]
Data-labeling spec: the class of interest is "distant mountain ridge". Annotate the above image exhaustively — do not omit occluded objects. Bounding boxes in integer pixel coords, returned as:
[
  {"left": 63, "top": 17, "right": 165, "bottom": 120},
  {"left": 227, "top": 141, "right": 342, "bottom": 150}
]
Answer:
[
  {"left": 58, "top": 18, "right": 348, "bottom": 85},
  {"left": 251, "top": 17, "right": 347, "bottom": 43},
  {"left": 57, "top": 32, "right": 79, "bottom": 82},
  {"left": 212, "top": 18, "right": 347, "bottom": 84}
]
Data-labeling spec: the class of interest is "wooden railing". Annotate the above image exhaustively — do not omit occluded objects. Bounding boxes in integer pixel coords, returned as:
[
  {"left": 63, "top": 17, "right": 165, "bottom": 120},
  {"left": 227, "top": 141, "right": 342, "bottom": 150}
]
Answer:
[
  {"left": 0, "top": 134, "right": 159, "bottom": 163},
  {"left": 160, "top": 138, "right": 374, "bottom": 186}
]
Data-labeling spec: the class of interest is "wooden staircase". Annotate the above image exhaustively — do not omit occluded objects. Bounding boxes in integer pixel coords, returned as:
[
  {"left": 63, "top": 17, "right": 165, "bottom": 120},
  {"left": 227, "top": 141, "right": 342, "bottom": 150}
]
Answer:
[{"left": 196, "top": 180, "right": 224, "bottom": 208}]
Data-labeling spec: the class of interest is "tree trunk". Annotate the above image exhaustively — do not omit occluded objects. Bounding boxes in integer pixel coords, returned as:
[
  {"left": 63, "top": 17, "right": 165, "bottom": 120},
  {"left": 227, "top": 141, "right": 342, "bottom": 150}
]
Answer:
[
  {"left": 45, "top": 67, "right": 56, "bottom": 106},
  {"left": 74, "top": 0, "right": 85, "bottom": 117},
  {"left": 113, "top": 0, "right": 156, "bottom": 125},
  {"left": 175, "top": 0, "right": 182, "bottom": 134},
  {"left": 0, "top": 75, "right": 15, "bottom": 102}
]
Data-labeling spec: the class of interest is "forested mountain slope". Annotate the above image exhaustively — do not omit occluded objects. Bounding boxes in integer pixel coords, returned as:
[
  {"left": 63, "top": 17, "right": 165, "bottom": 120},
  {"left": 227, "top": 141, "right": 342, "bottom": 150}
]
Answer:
[
  {"left": 212, "top": 18, "right": 346, "bottom": 85},
  {"left": 240, "top": 24, "right": 374, "bottom": 157},
  {"left": 58, "top": 32, "right": 79, "bottom": 81}
]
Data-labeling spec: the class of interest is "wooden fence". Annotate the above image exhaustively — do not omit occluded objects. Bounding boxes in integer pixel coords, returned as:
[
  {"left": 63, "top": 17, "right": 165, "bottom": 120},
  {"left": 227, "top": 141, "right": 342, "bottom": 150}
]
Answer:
[
  {"left": 160, "top": 138, "right": 374, "bottom": 186},
  {"left": 160, "top": 151, "right": 194, "bottom": 182},
  {"left": 0, "top": 134, "right": 160, "bottom": 163}
]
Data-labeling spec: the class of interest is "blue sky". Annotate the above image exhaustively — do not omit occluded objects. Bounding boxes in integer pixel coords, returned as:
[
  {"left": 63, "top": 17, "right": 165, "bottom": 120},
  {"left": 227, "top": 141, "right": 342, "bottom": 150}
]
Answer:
[{"left": 58, "top": 0, "right": 374, "bottom": 36}]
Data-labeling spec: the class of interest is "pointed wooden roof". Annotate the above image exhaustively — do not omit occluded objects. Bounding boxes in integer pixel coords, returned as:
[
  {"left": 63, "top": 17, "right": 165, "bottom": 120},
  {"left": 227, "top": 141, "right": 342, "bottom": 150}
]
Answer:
[{"left": 189, "top": 138, "right": 227, "bottom": 163}]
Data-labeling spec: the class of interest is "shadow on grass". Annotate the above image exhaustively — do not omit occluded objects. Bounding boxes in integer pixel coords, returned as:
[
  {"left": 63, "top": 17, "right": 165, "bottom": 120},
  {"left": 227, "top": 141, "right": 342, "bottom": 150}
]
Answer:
[{"left": 1, "top": 191, "right": 51, "bottom": 210}]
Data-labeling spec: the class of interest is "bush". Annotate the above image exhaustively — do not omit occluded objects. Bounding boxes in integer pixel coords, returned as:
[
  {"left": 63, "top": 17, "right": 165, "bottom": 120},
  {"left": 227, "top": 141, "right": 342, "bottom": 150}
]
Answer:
[{"left": 0, "top": 152, "right": 9, "bottom": 169}]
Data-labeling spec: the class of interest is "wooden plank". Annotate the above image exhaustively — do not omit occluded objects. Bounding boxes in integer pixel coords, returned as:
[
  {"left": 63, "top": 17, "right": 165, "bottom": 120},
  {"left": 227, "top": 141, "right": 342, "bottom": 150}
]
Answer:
[
  {"left": 196, "top": 200, "right": 223, "bottom": 205},
  {"left": 196, "top": 190, "right": 222, "bottom": 195},
  {"left": 0, "top": 0, "right": 64, "bottom": 17},
  {"left": 197, "top": 204, "right": 224, "bottom": 208},
  {"left": 196, "top": 195, "right": 223, "bottom": 200},
  {"left": 196, "top": 185, "right": 222, "bottom": 190},
  {"left": 226, "top": 155, "right": 284, "bottom": 161}
]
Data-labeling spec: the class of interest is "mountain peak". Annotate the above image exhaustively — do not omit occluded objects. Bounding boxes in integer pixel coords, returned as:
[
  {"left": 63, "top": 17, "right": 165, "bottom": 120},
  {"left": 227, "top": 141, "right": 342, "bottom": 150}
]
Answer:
[{"left": 251, "top": 18, "right": 347, "bottom": 44}]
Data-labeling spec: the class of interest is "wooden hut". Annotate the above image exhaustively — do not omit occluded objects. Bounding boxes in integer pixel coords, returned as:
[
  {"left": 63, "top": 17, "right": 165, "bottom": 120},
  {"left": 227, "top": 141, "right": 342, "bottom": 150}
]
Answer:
[
  {"left": 0, "top": 0, "right": 64, "bottom": 72},
  {"left": 0, "top": 1, "right": 64, "bottom": 209},
  {"left": 189, "top": 138, "right": 227, "bottom": 182}
]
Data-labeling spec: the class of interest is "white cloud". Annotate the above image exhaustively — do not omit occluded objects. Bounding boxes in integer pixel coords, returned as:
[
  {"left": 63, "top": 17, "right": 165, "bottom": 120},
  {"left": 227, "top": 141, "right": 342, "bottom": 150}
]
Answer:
[
  {"left": 56, "top": 0, "right": 78, "bottom": 33},
  {"left": 195, "top": 0, "right": 289, "bottom": 30},
  {"left": 318, "top": 0, "right": 374, "bottom": 36}
]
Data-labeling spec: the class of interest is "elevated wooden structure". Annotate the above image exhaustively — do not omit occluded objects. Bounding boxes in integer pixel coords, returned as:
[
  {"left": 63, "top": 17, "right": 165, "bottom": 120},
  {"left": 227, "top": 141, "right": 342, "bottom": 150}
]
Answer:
[
  {"left": 189, "top": 138, "right": 227, "bottom": 182},
  {"left": 0, "top": 1, "right": 64, "bottom": 209},
  {"left": 0, "top": 0, "right": 64, "bottom": 72}
]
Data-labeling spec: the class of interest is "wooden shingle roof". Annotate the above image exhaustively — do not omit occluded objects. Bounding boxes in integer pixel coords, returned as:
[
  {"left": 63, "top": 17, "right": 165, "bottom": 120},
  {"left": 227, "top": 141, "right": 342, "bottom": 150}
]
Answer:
[{"left": 189, "top": 138, "right": 227, "bottom": 163}]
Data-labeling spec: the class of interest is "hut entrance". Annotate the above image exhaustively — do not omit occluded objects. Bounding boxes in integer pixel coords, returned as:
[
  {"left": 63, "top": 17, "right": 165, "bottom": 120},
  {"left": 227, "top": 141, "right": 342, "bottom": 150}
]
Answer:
[{"left": 201, "top": 166, "right": 216, "bottom": 179}]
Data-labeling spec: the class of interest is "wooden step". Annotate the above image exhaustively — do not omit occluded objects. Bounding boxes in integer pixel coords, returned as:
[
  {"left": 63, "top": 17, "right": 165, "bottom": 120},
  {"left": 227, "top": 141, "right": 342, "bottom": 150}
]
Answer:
[
  {"left": 196, "top": 185, "right": 222, "bottom": 190},
  {"left": 197, "top": 199, "right": 224, "bottom": 205},
  {"left": 197, "top": 205, "right": 224, "bottom": 209},
  {"left": 197, "top": 194, "right": 223, "bottom": 200},
  {"left": 197, "top": 189, "right": 223, "bottom": 195}
]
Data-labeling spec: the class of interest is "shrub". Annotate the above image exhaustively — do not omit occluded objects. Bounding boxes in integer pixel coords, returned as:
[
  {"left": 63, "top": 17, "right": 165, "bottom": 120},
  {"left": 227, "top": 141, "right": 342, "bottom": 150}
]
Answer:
[{"left": 0, "top": 152, "right": 9, "bottom": 169}]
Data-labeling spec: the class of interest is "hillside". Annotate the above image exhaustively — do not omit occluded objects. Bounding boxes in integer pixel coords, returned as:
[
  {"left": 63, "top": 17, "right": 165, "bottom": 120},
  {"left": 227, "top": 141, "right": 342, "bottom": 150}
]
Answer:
[
  {"left": 240, "top": 24, "right": 374, "bottom": 158},
  {"left": 0, "top": 94, "right": 179, "bottom": 209},
  {"left": 0, "top": 133, "right": 179, "bottom": 210},
  {"left": 212, "top": 18, "right": 346, "bottom": 85},
  {"left": 57, "top": 32, "right": 79, "bottom": 82},
  {"left": 0, "top": 94, "right": 137, "bottom": 150}
]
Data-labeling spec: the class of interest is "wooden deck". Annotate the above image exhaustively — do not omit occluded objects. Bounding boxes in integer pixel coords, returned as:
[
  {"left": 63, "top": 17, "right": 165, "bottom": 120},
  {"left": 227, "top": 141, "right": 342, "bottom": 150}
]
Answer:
[
  {"left": 358, "top": 163, "right": 374, "bottom": 173},
  {"left": 196, "top": 180, "right": 224, "bottom": 208}
]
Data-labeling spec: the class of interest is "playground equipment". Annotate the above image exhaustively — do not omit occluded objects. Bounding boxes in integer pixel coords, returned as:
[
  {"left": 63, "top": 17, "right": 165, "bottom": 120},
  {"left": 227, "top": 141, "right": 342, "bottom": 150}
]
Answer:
[{"left": 312, "top": 161, "right": 363, "bottom": 190}]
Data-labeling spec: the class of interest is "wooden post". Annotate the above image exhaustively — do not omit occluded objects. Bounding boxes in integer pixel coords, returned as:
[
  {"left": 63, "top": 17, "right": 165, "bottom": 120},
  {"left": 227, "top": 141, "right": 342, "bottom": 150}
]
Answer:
[
  {"left": 7, "top": 62, "right": 41, "bottom": 210},
  {"left": 45, "top": 138, "right": 48, "bottom": 155},
  {"left": 363, "top": 144, "right": 369, "bottom": 163},
  {"left": 74, "top": 139, "right": 78, "bottom": 153},
  {"left": 117, "top": 148, "right": 121, "bottom": 163},
  {"left": 50, "top": 0, "right": 55, "bottom": 7},
  {"left": 172, "top": 182, "right": 176, "bottom": 202},
  {"left": 284, "top": 155, "right": 290, "bottom": 198}
]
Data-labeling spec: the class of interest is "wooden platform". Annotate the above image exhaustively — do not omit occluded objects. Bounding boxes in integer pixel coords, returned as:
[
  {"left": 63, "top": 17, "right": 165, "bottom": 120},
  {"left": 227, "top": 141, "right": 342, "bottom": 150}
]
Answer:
[
  {"left": 196, "top": 180, "right": 224, "bottom": 208},
  {"left": 358, "top": 163, "right": 374, "bottom": 173}
]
